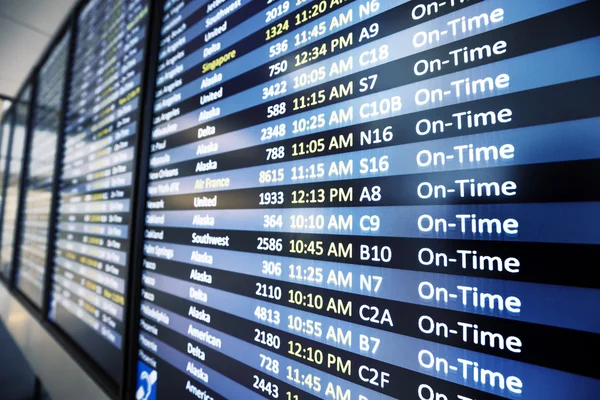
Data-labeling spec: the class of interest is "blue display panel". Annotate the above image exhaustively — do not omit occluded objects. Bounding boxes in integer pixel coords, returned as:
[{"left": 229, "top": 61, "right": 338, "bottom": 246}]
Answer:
[
  {"left": 135, "top": 0, "right": 600, "bottom": 399},
  {"left": 48, "top": 0, "right": 150, "bottom": 385},
  {"left": 0, "top": 86, "right": 32, "bottom": 280},
  {"left": 15, "top": 32, "right": 71, "bottom": 308}
]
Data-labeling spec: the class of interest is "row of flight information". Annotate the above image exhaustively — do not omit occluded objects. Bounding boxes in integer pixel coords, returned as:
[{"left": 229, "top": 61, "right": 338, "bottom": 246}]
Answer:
[{"left": 0, "top": 0, "right": 598, "bottom": 399}]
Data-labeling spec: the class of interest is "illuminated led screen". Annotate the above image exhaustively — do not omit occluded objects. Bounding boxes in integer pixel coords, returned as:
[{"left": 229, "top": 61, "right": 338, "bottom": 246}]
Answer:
[
  {"left": 0, "top": 109, "right": 13, "bottom": 236},
  {"left": 15, "top": 32, "right": 71, "bottom": 308},
  {"left": 134, "top": 0, "right": 600, "bottom": 399},
  {"left": 48, "top": 0, "right": 150, "bottom": 384},
  {"left": 0, "top": 85, "right": 31, "bottom": 280}
]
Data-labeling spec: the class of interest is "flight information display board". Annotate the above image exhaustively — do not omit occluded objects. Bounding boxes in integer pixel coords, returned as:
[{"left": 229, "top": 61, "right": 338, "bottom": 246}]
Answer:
[
  {"left": 48, "top": 0, "right": 150, "bottom": 384},
  {"left": 15, "top": 32, "right": 71, "bottom": 308},
  {"left": 135, "top": 0, "right": 600, "bottom": 399},
  {"left": 0, "top": 85, "right": 32, "bottom": 280},
  {"left": 0, "top": 107, "right": 13, "bottom": 227}
]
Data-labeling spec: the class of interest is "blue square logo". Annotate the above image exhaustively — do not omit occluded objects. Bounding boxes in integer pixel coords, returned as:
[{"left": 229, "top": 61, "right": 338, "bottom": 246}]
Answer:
[{"left": 136, "top": 361, "right": 157, "bottom": 400}]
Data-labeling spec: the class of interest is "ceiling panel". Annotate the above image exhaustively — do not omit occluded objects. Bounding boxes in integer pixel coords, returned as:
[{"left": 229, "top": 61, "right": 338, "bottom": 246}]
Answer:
[{"left": 0, "top": 0, "right": 77, "bottom": 98}]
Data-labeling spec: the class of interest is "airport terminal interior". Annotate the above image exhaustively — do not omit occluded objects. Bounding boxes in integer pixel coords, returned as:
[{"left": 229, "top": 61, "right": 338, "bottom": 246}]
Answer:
[{"left": 0, "top": 0, "right": 598, "bottom": 399}]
